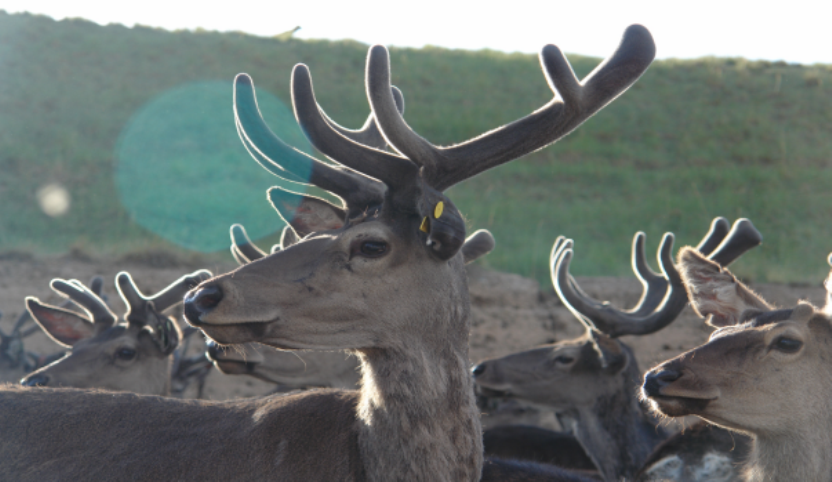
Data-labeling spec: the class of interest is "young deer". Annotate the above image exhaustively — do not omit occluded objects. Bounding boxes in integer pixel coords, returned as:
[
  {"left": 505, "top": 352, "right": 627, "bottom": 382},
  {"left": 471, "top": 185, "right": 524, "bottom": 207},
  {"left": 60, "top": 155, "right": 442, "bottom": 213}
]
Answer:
[
  {"left": 473, "top": 218, "right": 760, "bottom": 481},
  {"left": 19, "top": 270, "right": 209, "bottom": 395},
  {"left": 1, "top": 26, "right": 654, "bottom": 481},
  {"left": 1, "top": 276, "right": 107, "bottom": 373},
  {"left": 643, "top": 249, "right": 832, "bottom": 482}
]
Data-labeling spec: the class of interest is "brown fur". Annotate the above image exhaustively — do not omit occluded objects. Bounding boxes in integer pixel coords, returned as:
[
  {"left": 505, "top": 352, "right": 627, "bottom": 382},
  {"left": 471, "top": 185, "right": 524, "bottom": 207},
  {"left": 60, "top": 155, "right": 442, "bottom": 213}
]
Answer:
[
  {"left": 0, "top": 384, "right": 363, "bottom": 481},
  {"left": 644, "top": 248, "right": 832, "bottom": 481}
]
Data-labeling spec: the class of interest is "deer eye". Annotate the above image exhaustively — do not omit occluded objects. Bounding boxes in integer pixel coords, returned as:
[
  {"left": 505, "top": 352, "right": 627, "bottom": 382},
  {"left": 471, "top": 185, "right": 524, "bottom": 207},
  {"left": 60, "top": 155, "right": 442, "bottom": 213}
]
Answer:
[
  {"left": 772, "top": 337, "right": 802, "bottom": 353},
  {"left": 115, "top": 347, "right": 137, "bottom": 361},
  {"left": 352, "top": 240, "right": 388, "bottom": 258},
  {"left": 553, "top": 355, "right": 575, "bottom": 365}
]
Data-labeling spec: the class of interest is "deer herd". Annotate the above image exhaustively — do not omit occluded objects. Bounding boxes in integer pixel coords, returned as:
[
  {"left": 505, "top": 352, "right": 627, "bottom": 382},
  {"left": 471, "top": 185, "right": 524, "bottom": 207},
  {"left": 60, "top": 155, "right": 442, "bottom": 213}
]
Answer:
[{"left": 0, "top": 23, "right": 828, "bottom": 482}]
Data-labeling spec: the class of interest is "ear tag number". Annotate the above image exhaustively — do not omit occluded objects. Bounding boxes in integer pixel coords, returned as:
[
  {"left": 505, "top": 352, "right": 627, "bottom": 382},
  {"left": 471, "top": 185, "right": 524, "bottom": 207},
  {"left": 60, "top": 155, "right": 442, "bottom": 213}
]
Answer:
[
  {"left": 434, "top": 201, "right": 444, "bottom": 219},
  {"left": 420, "top": 217, "right": 430, "bottom": 233}
]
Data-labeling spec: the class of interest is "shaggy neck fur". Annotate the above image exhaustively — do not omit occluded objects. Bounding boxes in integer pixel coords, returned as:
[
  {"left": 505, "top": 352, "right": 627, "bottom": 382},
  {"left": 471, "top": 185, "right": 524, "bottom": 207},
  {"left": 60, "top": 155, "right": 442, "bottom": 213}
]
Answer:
[
  {"left": 355, "top": 269, "right": 482, "bottom": 482},
  {"left": 744, "top": 429, "right": 832, "bottom": 482},
  {"left": 568, "top": 363, "right": 667, "bottom": 481}
]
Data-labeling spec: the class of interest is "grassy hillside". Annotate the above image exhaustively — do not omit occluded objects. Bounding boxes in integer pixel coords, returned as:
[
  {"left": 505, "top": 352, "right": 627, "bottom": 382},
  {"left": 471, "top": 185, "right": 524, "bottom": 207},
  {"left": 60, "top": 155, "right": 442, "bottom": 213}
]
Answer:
[{"left": 1, "top": 11, "right": 831, "bottom": 285}]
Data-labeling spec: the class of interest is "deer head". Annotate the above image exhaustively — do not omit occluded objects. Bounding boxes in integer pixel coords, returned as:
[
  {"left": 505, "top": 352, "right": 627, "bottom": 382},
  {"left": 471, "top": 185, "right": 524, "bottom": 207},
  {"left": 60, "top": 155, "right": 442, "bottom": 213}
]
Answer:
[
  {"left": 210, "top": 223, "right": 494, "bottom": 390},
  {"left": 642, "top": 250, "right": 832, "bottom": 481},
  {"left": 643, "top": 248, "right": 832, "bottom": 433},
  {"left": 21, "top": 270, "right": 209, "bottom": 395}
]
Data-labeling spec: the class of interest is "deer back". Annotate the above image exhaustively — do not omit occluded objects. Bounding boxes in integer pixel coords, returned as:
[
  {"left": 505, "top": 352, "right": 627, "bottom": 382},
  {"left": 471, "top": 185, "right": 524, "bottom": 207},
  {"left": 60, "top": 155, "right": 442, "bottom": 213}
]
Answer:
[{"left": 0, "top": 385, "right": 363, "bottom": 480}]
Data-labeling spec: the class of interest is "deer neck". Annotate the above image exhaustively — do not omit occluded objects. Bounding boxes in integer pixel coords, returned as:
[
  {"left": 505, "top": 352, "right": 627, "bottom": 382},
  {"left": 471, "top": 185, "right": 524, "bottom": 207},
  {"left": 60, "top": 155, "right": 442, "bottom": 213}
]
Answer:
[
  {"left": 566, "top": 361, "right": 666, "bottom": 481},
  {"left": 745, "top": 429, "right": 832, "bottom": 482},
  {"left": 355, "top": 267, "right": 482, "bottom": 482}
]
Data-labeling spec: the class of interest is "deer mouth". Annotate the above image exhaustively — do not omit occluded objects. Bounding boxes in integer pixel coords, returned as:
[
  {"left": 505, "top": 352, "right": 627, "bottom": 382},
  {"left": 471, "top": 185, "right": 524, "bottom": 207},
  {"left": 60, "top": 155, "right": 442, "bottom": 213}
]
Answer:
[
  {"left": 212, "top": 359, "right": 258, "bottom": 375},
  {"left": 474, "top": 384, "right": 512, "bottom": 399},
  {"left": 197, "top": 321, "right": 270, "bottom": 345},
  {"left": 644, "top": 392, "right": 716, "bottom": 417}
]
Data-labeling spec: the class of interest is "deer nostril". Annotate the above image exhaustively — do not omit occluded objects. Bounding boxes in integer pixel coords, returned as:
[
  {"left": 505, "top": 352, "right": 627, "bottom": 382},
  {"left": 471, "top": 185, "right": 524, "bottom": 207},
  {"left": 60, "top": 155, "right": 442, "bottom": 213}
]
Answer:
[
  {"left": 654, "top": 369, "right": 682, "bottom": 383},
  {"left": 184, "top": 285, "right": 224, "bottom": 323},
  {"left": 21, "top": 374, "right": 49, "bottom": 387},
  {"left": 194, "top": 285, "right": 223, "bottom": 310},
  {"left": 471, "top": 363, "right": 487, "bottom": 377},
  {"left": 643, "top": 368, "right": 682, "bottom": 398}
]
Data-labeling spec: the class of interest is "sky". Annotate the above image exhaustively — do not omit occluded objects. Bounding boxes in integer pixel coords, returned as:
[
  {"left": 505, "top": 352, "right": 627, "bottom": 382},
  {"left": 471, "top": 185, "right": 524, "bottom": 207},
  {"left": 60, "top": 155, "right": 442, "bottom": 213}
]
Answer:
[{"left": 0, "top": 0, "right": 829, "bottom": 64}]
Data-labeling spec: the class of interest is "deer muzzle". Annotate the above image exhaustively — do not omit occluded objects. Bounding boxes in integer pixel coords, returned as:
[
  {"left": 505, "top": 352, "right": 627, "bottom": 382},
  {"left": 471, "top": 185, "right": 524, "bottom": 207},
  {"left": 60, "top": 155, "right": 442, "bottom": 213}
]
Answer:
[{"left": 183, "top": 285, "right": 224, "bottom": 325}]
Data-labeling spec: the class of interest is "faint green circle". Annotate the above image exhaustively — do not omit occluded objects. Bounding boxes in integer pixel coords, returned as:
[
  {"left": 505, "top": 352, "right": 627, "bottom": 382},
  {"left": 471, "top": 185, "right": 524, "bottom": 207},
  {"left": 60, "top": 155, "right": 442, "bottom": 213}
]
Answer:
[{"left": 116, "top": 81, "right": 311, "bottom": 252}]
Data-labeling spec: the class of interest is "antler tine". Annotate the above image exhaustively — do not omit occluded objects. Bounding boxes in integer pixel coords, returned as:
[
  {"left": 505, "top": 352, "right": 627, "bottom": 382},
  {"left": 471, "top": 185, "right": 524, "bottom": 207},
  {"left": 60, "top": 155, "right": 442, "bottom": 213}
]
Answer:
[
  {"left": 696, "top": 217, "right": 731, "bottom": 256},
  {"left": 424, "top": 25, "right": 655, "bottom": 191},
  {"left": 324, "top": 85, "right": 405, "bottom": 150},
  {"left": 290, "top": 65, "right": 419, "bottom": 196},
  {"left": 234, "top": 74, "right": 386, "bottom": 212},
  {"left": 630, "top": 232, "right": 673, "bottom": 316},
  {"left": 148, "top": 270, "right": 213, "bottom": 313},
  {"left": 88, "top": 275, "right": 105, "bottom": 298},
  {"left": 553, "top": 233, "right": 688, "bottom": 338},
  {"left": 706, "top": 218, "right": 763, "bottom": 266},
  {"left": 116, "top": 272, "right": 149, "bottom": 323},
  {"left": 230, "top": 224, "right": 266, "bottom": 265},
  {"left": 50, "top": 279, "right": 117, "bottom": 326},
  {"left": 552, "top": 243, "right": 607, "bottom": 334},
  {"left": 366, "top": 45, "right": 444, "bottom": 174}
]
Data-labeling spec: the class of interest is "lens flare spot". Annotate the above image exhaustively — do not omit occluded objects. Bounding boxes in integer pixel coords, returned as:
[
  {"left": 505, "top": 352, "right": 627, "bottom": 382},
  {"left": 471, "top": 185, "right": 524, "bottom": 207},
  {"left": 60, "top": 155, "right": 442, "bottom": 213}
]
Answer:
[{"left": 37, "top": 183, "right": 71, "bottom": 217}]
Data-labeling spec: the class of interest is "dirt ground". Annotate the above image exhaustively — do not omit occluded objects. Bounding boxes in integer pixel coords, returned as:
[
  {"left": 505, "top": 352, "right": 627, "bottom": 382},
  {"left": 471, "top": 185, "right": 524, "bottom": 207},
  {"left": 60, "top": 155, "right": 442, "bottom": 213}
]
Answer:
[{"left": 1, "top": 253, "right": 827, "bottom": 404}]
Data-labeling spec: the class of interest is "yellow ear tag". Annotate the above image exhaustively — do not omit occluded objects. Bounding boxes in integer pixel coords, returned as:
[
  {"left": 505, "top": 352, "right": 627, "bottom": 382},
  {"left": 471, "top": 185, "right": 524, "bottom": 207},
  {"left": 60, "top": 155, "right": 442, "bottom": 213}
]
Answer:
[
  {"left": 434, "top": 201, "right": 444, "bottom": 219},
  {"left": 420, "top": 217, "right": 430, "bottom": 233}
]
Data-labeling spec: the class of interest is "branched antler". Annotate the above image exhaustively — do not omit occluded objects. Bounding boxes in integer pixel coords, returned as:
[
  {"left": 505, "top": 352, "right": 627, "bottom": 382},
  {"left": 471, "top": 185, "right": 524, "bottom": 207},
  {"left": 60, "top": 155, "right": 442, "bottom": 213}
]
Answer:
[
  {"left": 553, "top": 218, "right": 762, "bottom": 338},
  {"left": 236, "top": 25, "right": 656, "bottom": 261}
]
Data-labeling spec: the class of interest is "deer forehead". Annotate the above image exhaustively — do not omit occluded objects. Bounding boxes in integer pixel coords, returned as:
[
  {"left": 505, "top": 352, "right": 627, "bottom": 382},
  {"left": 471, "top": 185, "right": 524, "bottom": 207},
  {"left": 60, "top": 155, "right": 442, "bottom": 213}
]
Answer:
[
  {"left": 72, "top": 325, "right": 133, "bottom": 350},
  {"left": 709, "top": 308, "right": 826, "bottom": 344}
]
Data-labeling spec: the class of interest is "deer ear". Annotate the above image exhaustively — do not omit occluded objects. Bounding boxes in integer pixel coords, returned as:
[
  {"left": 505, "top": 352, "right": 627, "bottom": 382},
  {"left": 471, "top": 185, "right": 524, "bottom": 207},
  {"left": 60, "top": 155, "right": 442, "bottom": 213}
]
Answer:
[
  {"left": 268, "top": 187, "right": 346, "bottom": 237},
  {"left": 26, "top": 297, "right": 95, "bottom": 348},
  {"left": 461, "top": 229, "right": 495, "bottom": 265},
  {"left": 280, "top": 224, "right": 300, "bottom": 248},
  {"left": 677, "top": 247, "right": 772, "bottom": 327}
]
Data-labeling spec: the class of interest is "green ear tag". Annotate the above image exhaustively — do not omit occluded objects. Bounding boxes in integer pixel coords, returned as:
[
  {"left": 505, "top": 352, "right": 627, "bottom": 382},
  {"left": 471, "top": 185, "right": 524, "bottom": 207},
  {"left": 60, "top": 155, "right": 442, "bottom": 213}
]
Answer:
[
  {"left": 434, "top": 201, "right": 444, "bottom": 219},
  {"left": 420, "top": 217, "right": 430, "bottom": 233}
]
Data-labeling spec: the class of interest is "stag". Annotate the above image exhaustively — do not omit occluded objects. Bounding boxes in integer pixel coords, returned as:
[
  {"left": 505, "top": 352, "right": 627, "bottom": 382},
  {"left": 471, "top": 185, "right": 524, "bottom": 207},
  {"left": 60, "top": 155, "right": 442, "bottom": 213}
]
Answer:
[
  {"left": 643, "top": 249, "right": 832, "bottom": 482},
  {"left": 1, "top": 26, "right": 654, "bottom": 481},
  {"left": 473, "top": 217, "right": 759, "bottom": 481},
  {"left": 19, "top": 270, "right": 209, "bottom": 395}
]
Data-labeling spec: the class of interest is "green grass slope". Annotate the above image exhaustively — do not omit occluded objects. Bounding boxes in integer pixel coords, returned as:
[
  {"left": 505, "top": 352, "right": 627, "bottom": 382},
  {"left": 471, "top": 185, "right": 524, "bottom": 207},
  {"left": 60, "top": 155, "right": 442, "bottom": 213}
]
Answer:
[{"left": 1, "top": 11, "right": 831, "bottom": 285}]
